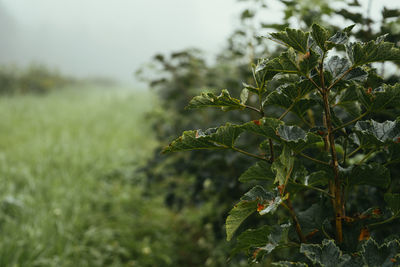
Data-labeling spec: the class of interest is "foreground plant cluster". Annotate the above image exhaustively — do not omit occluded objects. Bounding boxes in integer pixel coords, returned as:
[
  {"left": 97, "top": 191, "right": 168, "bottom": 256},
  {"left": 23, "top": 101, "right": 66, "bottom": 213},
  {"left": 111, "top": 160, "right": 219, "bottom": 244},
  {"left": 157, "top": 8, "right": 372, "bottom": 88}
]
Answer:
[{"left": 163, "top": 24, "right": 400, "bottom": 265}]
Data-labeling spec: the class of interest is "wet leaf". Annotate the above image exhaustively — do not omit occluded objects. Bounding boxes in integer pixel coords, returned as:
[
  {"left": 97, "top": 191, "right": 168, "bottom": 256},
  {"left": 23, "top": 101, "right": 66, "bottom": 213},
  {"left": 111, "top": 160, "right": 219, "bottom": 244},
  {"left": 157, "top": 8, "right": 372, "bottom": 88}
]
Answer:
[
  {"left": 162, "top": 123, "right": 243, "bottom": 153},
  {"left": 186, "top": 89, "right": 245, "bottom": 111},
  {"left": 300, "top": 239, "right": 351, "bottom": 267}
]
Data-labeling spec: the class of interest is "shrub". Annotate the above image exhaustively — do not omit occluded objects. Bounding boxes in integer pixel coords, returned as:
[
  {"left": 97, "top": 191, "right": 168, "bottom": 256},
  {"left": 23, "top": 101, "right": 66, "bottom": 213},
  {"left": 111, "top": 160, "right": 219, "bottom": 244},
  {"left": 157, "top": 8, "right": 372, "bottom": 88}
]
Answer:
[{"left": 163, "top": 24, "right": 400, "bottom": 265}]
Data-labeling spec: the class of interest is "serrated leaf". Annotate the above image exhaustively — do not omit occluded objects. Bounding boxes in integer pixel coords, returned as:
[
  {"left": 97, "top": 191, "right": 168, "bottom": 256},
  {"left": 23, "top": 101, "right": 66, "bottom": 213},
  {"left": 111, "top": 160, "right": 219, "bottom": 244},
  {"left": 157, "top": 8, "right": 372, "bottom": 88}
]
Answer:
[
  {"left": 300, "top": 239, "right": 351, "bottom": 267},
  {"left": 240, "top": 117, "right": 283, "bottom": 141},
  {"left": 325, "top": 27, "right": 351, "bottom": 50},
  {"left": 270, "top": 28, "right": 310, "bottom": 54},
  {"left": 384, "top": 193, "right": 400, "bottom": 214},
  {"left": 278, "top": 125, "right": 306, "bottom": 141},
  {"left": 361, "top": 239, "right": 400, "bottom": 267},
  {"left": 186, "top": 89, "right": 245, "bottom": 111},
  {"left": 348, "top": 38, "right": 400, "bottom": 67},
  {"left": 263, "top": 82, "right": 317, "bottom": 118},
  {"left": 298, "top": 50, "right": 319, "bottom": 75},
  {"left": 239, "top": 161, "right": 275, "bottom": 183},
  {"left": 226, "top": 186, "right": 281, "bottom": 241},
  {"left": 348, "top": 163, "right": 390, "bottom": 188},
  {"left": 277, "top": 125, "right": 323, "bottom": 151},
  {"left": 272, "top": 146, "right": 294, "bottom": 185},
  {"left": 226, "top": 201, "right": 257, "bottom": 241},
  {"left": 354, "top": 119, "right": 400, "bottom": 146},
  {"left": 311, "top": 23, "right": 331, "bottom": 51},
  {"left": 272, "top": 261, "right": 308, "bottom": 267},
  {"left": 371, "top": 84, "right": 400, "bottom": 111},
  {"left": 325, "top": 56, "right": 367, "bottom": 83},
  {"left": 231, "top": 225, "right": 272, "bottom": 256},
  {"left": 162, "top": 123, "right": 243, "bottom": 153},
  {"left": 255, "top": 222, "right": 291, "bottom": 259},
  {"left": 325, "top": 56, "right": 350, "bottom": 80},
  {"left": 257, "top": 49, "right": 318, "bottom": 79}
]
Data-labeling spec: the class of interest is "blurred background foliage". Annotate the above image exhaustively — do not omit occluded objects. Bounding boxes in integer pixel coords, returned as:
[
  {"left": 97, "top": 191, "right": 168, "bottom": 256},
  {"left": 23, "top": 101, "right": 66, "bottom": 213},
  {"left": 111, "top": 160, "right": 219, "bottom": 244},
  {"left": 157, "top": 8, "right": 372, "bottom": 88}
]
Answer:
[{"left": 0, "top": 0, "right": 399, "bottom": 266}]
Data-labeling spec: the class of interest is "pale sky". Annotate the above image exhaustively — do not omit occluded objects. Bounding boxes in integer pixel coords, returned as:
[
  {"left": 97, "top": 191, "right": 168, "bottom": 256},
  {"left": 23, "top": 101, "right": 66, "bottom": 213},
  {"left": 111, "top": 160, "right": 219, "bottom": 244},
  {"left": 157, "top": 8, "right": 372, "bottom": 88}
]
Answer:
[
  {"left": 0, "top": 0, "right": 399, "bottom": 85},
  {"left": 0, "top": 0, "right": 244, "bottom": 85}
]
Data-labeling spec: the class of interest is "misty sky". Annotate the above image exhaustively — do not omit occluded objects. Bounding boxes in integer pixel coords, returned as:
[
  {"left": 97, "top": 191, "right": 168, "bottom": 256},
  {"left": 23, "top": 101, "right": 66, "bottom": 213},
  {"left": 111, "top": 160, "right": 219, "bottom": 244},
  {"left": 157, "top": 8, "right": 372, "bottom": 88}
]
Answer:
[
  {"left": 0, "top": 0, "right": 243, "bottom": 85},
  {"left": 0, "top": 0, "right": 399, "bottom": 86}
]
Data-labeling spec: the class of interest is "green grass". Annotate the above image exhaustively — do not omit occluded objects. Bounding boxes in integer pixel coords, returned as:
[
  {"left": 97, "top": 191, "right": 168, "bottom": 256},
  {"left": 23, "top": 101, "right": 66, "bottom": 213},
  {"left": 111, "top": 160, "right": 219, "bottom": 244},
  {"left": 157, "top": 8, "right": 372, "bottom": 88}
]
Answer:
[{"left": 0, "top": 86, "right": 175, "bottom": 266}]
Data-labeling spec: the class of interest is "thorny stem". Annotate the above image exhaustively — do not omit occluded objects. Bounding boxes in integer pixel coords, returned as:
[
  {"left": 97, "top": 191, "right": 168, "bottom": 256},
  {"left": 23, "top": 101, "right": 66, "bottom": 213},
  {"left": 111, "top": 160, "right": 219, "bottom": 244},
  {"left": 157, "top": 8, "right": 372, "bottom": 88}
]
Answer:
[{"left": 282, "top": 199, "right": 307, "bottom": 243}]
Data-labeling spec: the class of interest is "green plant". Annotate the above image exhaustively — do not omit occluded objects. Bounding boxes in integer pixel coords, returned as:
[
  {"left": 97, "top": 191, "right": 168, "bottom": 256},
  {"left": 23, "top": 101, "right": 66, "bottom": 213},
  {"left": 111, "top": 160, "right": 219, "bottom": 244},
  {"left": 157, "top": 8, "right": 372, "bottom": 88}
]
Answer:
[{"left": 163, "top": 24, "right": 400, "bottom": 265}]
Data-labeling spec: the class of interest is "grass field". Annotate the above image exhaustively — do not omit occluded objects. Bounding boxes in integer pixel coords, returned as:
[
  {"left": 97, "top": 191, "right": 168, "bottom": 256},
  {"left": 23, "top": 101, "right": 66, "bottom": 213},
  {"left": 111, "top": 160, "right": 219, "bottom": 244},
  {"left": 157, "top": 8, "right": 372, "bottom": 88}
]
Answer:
[{"left": 0, "top": 86, "right": 175, "bottom": 266}]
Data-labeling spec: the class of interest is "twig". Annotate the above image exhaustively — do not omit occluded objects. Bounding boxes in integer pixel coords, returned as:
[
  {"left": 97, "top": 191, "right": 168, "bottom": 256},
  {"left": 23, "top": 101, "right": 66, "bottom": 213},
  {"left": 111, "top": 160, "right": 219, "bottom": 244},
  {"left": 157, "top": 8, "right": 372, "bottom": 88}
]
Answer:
[
  {"left": 333, "top": 112, "right": 368, "bottom": 132},
  {"left": 231, "top": 146, "right": 268, "bottom": 161},
  {"left": 282, "top": 199, "right": 307, "bottom": 243},
  {"left": 245, "top": 105, "right": 262, "bottom": 114},
  {"left": 298, "top": 152, "right": 330, "bottom": 166}
]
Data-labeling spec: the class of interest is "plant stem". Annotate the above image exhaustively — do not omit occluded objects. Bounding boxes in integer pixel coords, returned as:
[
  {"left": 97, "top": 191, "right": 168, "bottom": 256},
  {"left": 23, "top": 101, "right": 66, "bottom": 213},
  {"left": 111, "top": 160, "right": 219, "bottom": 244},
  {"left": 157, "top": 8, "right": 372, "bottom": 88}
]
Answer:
[
  {"left": 282, "top": 199, "right": 306, "bottom": 243},
  {"left": 231, "top": 146, "right": 267, "bottom": 161},
  {"left": 245, "top": 105, "right": 261, "bottom": 114},
  {"left": 347, "top": 146, "right": 362, "bottom": 158},
  {"left": 333, "top": 112, "right": 369, "bottom": 132},
  {"left": 298, "top": 152, "right": 330, "bottom": 166},
  {"left": 268, "top": 139, "right": 275, "bottom": 163},
  {"left": 292, "top": 182, "right": 334, "bottom": 198},
  {"left": 356, "top": 149, "right": 376, "bottom": 165},
  {"left": 322, "top": 91, "right": 343, "bottom": 243},
  {"left": 279, "top": 101, "right": 296, "bottom": 120},
  {"left": 368, "top": 213, "right": 400, "bottom": 229}
]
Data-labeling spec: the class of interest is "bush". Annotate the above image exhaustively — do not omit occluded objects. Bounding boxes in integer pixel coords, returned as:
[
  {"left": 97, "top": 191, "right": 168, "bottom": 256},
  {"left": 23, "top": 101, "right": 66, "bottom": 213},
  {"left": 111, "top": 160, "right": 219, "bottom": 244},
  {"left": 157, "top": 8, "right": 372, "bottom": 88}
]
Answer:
[
  {"left": 0, "top": 64, "right": 74, "bottom": 95},
  {"left": 164, "top": 24, "right": 400, "bottom": 265}
]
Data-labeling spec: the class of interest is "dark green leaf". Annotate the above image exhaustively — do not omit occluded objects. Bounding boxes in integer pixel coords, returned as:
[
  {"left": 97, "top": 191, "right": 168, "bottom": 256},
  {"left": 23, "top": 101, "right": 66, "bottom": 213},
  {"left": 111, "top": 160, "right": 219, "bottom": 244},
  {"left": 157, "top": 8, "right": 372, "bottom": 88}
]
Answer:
[
  {"left": 240, "top": 117, "right": 282, "bottom": 141},
  {"left": 278, "top": 125, "right": 306, "bottom": 141},
  {"left": 186, "top": 89, "right": 245, "bottom": 111},
  {"left": 272, "top": 146, "right": 294, "bottom": 185},
  {"left": 325, "top": 26, "right": 352, "bottom": 49},
  {"left": 263, "top": 82, "right": 317, "bottom": 118},
  {"left": 226, "top": 201, "right": 257, "bottom": 241},
  {"left": 384, "top": 193, "right": 400, "bottom": 214},
  {"left": 226, "top": 186, "right": 282, "bottom": 241},
  {"left": 348, "top": 38, "right": 400, "bottom": 67},
  {"left": 239, "top": 161, "right": 275, "bottom": 183},
  {"left": 361, "top": 239, "right": 400, "bottom": 267},
  {"left": 348, "top": 163, "right": 390, "bottom": 189},
  {"left": 277, "top": 125, "right": 322, "bottom": 151},
  {"left": 300, "top": 239, "right": 351, "bottom": 267},
  {"left": 311, "top": 23, "right": 331, "bottom": 51},
  {"left": 162, "top": 123, "right": 243, "bottom": 153},
  {"left": 354, "top": 119, "right": 400, "bottom": 146},
  {"left": 232, "top": 225, "right": 271, "bottom": 256},
  {"left": 270, "top": 28, "right": 310, "bottom": 54}
]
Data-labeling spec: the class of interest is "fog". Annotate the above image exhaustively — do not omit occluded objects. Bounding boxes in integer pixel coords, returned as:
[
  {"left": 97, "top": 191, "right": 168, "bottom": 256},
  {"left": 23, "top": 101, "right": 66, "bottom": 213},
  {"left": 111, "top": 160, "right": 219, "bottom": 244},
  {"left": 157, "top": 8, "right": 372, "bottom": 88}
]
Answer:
[
  {"left": 0, "top": 0, "right": 242, "bottom": 85},
  {"left": 0, "top": 0, "right": 399, "bottom": 86}
]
